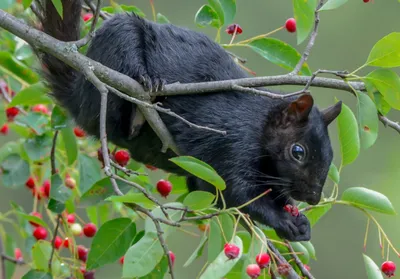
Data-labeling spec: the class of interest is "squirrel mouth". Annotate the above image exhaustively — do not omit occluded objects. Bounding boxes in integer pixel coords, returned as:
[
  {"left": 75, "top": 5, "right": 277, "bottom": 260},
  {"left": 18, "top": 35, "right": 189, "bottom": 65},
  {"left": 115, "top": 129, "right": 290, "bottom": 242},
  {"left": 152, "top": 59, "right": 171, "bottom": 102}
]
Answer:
[{"left": 290, "top": 190, "right": 321, "bottom": 205}]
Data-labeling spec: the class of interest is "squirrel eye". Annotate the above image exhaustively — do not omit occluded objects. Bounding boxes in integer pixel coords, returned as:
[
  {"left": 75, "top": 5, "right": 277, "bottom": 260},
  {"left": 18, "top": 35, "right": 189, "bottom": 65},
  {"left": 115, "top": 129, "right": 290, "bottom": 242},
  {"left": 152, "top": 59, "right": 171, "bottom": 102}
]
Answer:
[{"left": 290, "top": 144, "right": 306, "bottom": 161}]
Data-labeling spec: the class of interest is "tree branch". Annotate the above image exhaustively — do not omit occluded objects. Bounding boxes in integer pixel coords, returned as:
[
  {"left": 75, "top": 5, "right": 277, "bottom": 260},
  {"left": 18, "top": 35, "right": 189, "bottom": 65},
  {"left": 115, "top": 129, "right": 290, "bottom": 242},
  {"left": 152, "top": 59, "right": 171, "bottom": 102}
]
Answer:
[
  {"left": 75, "top": 0, "right": 102, "bottom": 48},
  {"left": 48, "top": 215, "right": 61, "bottom": 271},
  {"left": 379, "top": 114, "right": 400, "bottom": 134},
  {"left": 285, "top": 240, "right": 315, "bottom": 279}
]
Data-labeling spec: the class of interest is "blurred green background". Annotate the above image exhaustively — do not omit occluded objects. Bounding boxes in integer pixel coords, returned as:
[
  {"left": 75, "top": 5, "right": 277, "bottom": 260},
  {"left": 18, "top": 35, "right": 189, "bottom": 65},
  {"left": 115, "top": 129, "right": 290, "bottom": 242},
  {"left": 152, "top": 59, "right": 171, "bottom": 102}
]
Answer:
[{"left": 2, "top": 0, "right": 400, "bottom": 278}]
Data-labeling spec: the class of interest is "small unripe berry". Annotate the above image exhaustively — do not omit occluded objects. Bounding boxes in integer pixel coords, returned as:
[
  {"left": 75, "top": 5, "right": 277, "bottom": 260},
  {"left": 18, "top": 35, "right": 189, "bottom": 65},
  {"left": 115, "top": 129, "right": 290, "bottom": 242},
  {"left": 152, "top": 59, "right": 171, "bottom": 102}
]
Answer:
[
  {"left": 14, "top": 248, "right": 23, "bottom": 261},
  {"left": 246, "top": 264, "right": 261, "bottom": 278},
  {"left": 77, "top": 245, "right": 88, "bottom": 262},
  {"left": 33, "top": 227, "right": 47, "bottom": 240},
  {"left": 83, "top": 13, "right": 93, "bottom": 22},
  {"left": 65, "top": 177, "right": 76, "bottom": 189},
  {"left": 255, "top": 253, "right": 270, "bottom": 269},
  {"left": 73, "top": 127, "right": 85, "bottom": 138},
  {"left": 54, "top": 236, "right": 63, "bottom": 249},
  {"left": 381, "top": 261, "right": 396, "bottom": 277},
  {"left": 32, "top": 104, "right": 49, "bottom": 114},
  {"left": 156, "top": 179, "right": 173, "bottom": 197},
  {"left": 6, "top": 107, "right": 19, "bottom": 121},
  {"left": 71, "top": 223, "right": 83, "bottom": 236},
  {"left": 25, "top": 177, "right": 35, "bottom": 189},
  {"left": 43, "top": 180, "right": 50, "bottom": 198},
  {"left": 225, "top": 23, "right": 243, "bottom": 35},
  {"left": 168, "top": 251, "right": 175, "bottom": 266},
  {"left": 0, "top": 124, "right": 9, "bottom": 135},
  {"left": 67, "top": 214, "right": 75, "bottom": 224},
  {"left": 83, "top": 223, "right": 97, "bottom": 237},
  {"left": 198, "top": 223, "right": 209, "bottom": 232},
  {"left": 114, "top": 150, "right": 130, "bottom": 167},
  {"left": 224, "top": 243, "right": 240, "bottom": 260},
  {"left": 285, "top": 18, "right": 297, "bottom": 33},
  {"left": 119, "top": 256, "right": 125, "bottom": 265},
  {"left": 29, "top": 212, "right": 42, "bottom": 227}
]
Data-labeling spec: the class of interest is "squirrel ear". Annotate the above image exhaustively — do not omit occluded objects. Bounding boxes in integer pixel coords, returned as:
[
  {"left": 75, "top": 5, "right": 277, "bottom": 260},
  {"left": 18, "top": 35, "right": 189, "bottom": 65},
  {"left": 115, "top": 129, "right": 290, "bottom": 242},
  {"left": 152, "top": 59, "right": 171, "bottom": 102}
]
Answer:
[
  {"left": 321, "top": 101, "right": 342, "bottom": 126},
  {"left": 286, "top": 94, "right": 314, "bottom": 122}
]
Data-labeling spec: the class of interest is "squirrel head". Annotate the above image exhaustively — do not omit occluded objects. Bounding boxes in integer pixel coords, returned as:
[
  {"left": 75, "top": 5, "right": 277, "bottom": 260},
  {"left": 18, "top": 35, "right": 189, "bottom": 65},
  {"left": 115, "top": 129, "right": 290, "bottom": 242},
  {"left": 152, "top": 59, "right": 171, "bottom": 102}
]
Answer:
[{"left": 260, "top": 94, "right": 342, "bottom": 205}]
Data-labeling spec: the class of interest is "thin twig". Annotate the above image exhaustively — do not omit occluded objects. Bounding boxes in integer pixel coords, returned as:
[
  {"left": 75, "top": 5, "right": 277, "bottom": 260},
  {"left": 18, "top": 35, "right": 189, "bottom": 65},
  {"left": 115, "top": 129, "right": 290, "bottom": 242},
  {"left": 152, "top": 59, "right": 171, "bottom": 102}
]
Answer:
[
  {"left": 30, "top": 2, "right": 44, "bottom": 22},
  {"left": 290, "top": 0, "right": 325, "bottom": 75},
  {"left": 379, "top": 114, "right": 400, "bottom": 134},
  {"left": 48, "top": 215, "right": 61, "bottom": 271},
  {"left": 75, "top": 0, "right": 102, "bottom": 48},
  {"left": 285, "top": 240, "right": 315, "bottom": 279},
  {"left": 0, "top": 235, "right": 6, "bottom": 279},
  {"left": 110, "top": 161, "right": 147, "bottom": 176},
  {"left": 267, "top": 240, "right": 300, "bottom": 279},
  {"left": 50, "top": 130, "right": 59, "bottom": 175},
  {"left": 232, "top": 84, "right": 309, "bottom": 99},
  {"left": 1, "top": 253, "right": 25, "bottom": 265}
]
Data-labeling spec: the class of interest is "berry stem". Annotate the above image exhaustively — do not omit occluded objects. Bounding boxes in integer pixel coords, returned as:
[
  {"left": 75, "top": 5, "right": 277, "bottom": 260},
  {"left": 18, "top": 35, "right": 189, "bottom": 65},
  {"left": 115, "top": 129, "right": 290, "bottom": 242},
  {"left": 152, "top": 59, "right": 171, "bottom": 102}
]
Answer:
[
  {"left": 236, "top": 189, "right": 272, "bottom": 209},
  {"left": 363, "top": 218, "right": 370, "bottom": 252},
  {"left": 149, "top": 0, "right": 156, "bottom": 22},
  {"left": 235, "top": 26, "right": 284, "bottom": 45}
]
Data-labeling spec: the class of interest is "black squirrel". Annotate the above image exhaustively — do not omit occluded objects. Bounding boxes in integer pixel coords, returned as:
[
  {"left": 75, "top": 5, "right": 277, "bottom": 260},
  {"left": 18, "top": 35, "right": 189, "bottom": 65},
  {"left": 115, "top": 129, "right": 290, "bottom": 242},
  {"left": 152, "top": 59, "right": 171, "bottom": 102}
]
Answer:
[{"left": 38, "top": 0, "right": 342, "bottom": 241}]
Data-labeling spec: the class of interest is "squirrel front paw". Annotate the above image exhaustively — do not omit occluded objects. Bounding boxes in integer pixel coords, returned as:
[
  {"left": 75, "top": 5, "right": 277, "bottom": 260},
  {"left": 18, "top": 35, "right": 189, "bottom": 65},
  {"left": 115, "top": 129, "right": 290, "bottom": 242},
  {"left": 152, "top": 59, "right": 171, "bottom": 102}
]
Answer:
[
  {"left": 139, "top": 74, "right": 167, "bottom": 92},
  {"left": 275, "top": 213, "right": 311, "bottom": 242}
]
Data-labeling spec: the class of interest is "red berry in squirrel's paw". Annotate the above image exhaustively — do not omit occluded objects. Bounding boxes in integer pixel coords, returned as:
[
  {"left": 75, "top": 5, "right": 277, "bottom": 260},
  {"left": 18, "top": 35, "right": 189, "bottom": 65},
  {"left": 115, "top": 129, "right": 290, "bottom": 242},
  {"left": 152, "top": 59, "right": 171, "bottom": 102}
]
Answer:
[
  {"left": 65, "top": 177, "right": 76, "bottom": 189},
  {"left": 29, "top": 212, "right": 42, "bottom": 227},
  {"left": 73, "top": 127, "right": 86, "bottom": 138},
  {"left": 54, "top": 236, "right": 63, "bottom": 249},
  {"left": 14, "top": 248, "right": 23, "bottom": 261},
  {"left": 25, "top": 177, "right": 35, "bottom": 189},
  {"left": 225, "top": 23, "right": 243, "bottom": 35},
  {"left": 246, "top": 264, "right": 261, "bottom": 278},
  {"left": 114, "top": 150, "right": 130, "bottom": 166},
  {"left": 283, "top": 204, "right": 299, "bottom": 217},
  {"left": 83, "top": 223, "right": 97, "bottom": 237},
  {"left": 77, "top": 245, "right": 88, "bottom": 262},
  {"left": 119, "top": 256, "right": 125, "bottom": 265},
  {"left": 33, "top": 227, "right": 47, "bottom": 240},
  {"left": 285, "top": 18, "right": 297, "bottom": 33},
  {"left": 255, "top": 253, "right": 270, "bottom": 269},
  {"left": 156, "top": 179, "right": 172, "bottom": 197},
  {"left": 71, "top": 223, "right": 83, "bottom": 236},
  {"left": 43, "top": 180, "right": 50, "bottom": 198},
  {"left": 0, "top": 124, "right": 9, "bottom": 135},
  {"left": 168, "top": 251, "right": 175, "bottom": 266},
  {"left": 32, "top": 104, "right": 49, "bottom": 114},
  {"left": 6, "top": 107, "right": 19, "bottom": 121},
  {"left": 224, "top": 243, "right": 240, "bottom": 260},
  {"left": 83, "top": 13, "right": 93, "bottom": 22},
  {"left": 381, "top": 261, "right": 396, "bottom": 277},
  {"left": 277, "top": 263, "right": 291, "bottom": 276},
  {"left": 67, "top": 214, "right": 75, "bottom": 224}
]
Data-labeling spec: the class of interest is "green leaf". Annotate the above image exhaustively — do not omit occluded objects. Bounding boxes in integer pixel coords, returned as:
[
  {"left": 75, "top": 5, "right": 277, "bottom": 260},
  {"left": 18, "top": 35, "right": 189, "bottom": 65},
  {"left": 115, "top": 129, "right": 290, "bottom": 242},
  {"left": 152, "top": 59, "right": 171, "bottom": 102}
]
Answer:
[
  {"left": 219, "top": 213, "right": 234, "bottom": 241},
  {"left": 31, "top": 241, "right": 60, "bottom": 272},
  {"left": 156, "top": 13, "right": 170, "bottom": 24},
  {"left": 236, "top": 231, "right": 251, "bottom": 254},
  {"left": 122, "top": 232, "right": 164, "bottom": 278},
  {"left": 15, "top": 44, "right": 33, "bottom": 60},
  {"left": 170, "top": 156, "right": 226, "bottom": 190},
  {"left": 183, "top": 234, "right": 208, "bottom": 267},
  {"left": 9, "top": 82, "right": 51, "bottom": 106},
  {"left": 319, "top": 0, "right": 348, "bottom": 11},
  {"left": 336, "top": 101, "right": 360, "bottom": 166},
  {"left": 248, "top": 38, "right": 312, "bottom": 75},
  {"left": 207, "top": 0, "right": 236, "bottom": 26},
  {"left": 364, "top": 69, "right": 400, "bottom": 110},
  {"left": 301, "top": 241, "right": 316, "bottom": 260},
  {"left": 207, "top": 217, "right": 222, "bottom": 262},
  {"left": 79, "top": 153, "right": 102, "bottom": 193},
  {"left": 17, "top": 112, "right": 50, "bottom": 136},
  {"left": 22, "top": 0, "right": 34, "bottom": 9},
  {"left": 194, "top": 5, "right": 220, "bottom": 28},
  {"left": 292, "top": 0, "right": 316, "bottom": 44},
  {"left": 81, "top": 177, "right": 133, "bottom": 206},
  {"left": 51, "top": 106, "right": 68, "bottom": 130},
  {"left": 167, "top": 174, "right": 188, "bottom": 194},
  {"left": 0, "top": 51, "right": 39, "bottom": 85},
  {"left": 341, "top": 187, "right": 396, "bottom": 215},
  {"left": 23, "top": 133, "right": 53, "bottom": 161},
  {"left": 22, "top": 270, "right": 52, "bottom": 279},
  {"left": 87, "top": 218, "right": 136, "bottom": 270},
  {"left": 0, "top": 141, "right": 20, "bottom": 162},
  {"left": 47, "top": 199, "right": 65, "bottom": 213},
  {"left": 183, "top": 191, "right": 215, "bottom": 210},
  {"left": 86, "top": 206, "right": 98, "bottom": 226},
  {"left": 4, "top": 234, "right": 16, "bottom": 279},
  {"left": 144, "top": 203, "right": 184, "bottom": 237},
  {"left": 1, "top": 154, "right": 30, "bottom": 188},
  {"left": 60, "top": 126, "right": 78, "bottom": 165},
  {"left": 303, "top": 203, "right": 332, "bottom": 227},
  {"left": 50, "top": 174, "right": 72, "bottom": 203},
  {"left": 365, "top": 82, "right": 391, "bottom": 116},
  {"left": 200, "top": 236, "right": 243, "bottom": 279},
  {"left": 16, "top": 212, "right": 49, "bottom": 229},
  {"left": 208, "top": 0, "right": 224, "bottom": 25},
  {"left": 366, "top": 32, "right": 400, "bottom": 68},
  {"left": 51, "top": 0, "right": 63, "bottom": 18},
  {"left": 0, "top": 0, "right": 14, "bottom": 10},
  {"left": 289, "top": 242, "right": 309, "bottom": 264},
  {"left": 356, "top": 92, "right": 378, "bottom": 149},
  {"left": 328, "top": 163, "right": 340, "bottom": 184},
  {"left": 106, "top": 192, "right": 156, "bottom": 209},
  {"left": 363, "top": 254, "right": 384, "bottom": 279},
  {"left": 139, "top": 256, "right": 169, "bottom": 279}
]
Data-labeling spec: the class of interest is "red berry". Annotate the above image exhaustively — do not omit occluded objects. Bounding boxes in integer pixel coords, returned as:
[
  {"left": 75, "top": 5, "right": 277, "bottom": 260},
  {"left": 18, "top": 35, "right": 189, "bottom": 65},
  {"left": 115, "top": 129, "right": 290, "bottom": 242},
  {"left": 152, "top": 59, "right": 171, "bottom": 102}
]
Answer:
[
  {"left": 29, "top": 212, "right": 42, "bottom": 227},
  {"left": 6, "top": 107, "right": 19, "bottom": 121},
  {"left": 168, "top": 251, "right": 175, "bottom": 266},
  {"left": 225, "top": 23, "right": 243, "bottom": 35},
  {"left": 77, "top": 245, "right": 88, "bottom": 262},
  {"left": 291, "top": 206, "right": 299, "bottom": 217},
  {"left": 67, "top": 214, "right": 75, "bottom": 224},
  {"left": 381, "top": 261, "right": 396, "bottom": 277},
  {"left": 283, "top": 204, "right": 293, "bottom": 213},
  {"left": 83, "top": 13, "right": 93, "bottom": 22},
  {"left": 277, "top": 263, "right": 291, "bottom": 276},
  {"left": 63, "top": 237, "right": 70, "bottom": 248},
  {"left": 363, "top": 0, "right": 370, "bottom": 2},
  {"left": 65, "top": 177, "right": 76, "bottom": 189},
  {"left": 83, "top": 271, "right": 95, "bottom": 279},
  {"left": 31, "top": 187, "right": 42, "bottom": 200},
  {"left": 25, "top": 177, "right": 35, "bottom": 189},
  {"left": 71, "top": 223, "right": 83, "bottom": 236},
  {"left": 255, "top": 253, "right": 270, "bottom": 269},
  {"left": 283, "top": 204, "right": 299, "bottom": 217},
  {"left": 224, "top": 243, "right": 240, "bottom": 260},
  {"left": 83, "top": 223, "right": 97, "bottom": 237},
  {"left": 14, "top": 248, "right": 23, "bottom": 261},
  {"left": 285, "top": 18, "right": 297, "bottom": 33},
  {"left": 33, "top": 227, "right": 47, "bottom": 240},
  {"left": 246, "top": 264, "right": 261, "bottom": 278},
  {"left": 54, "top": 236, "right": 63, "bottom": 249},
  {"left": 304, "top": 264, "right": 311, "bottom": 271},
  {"left": 0, "top": 124, "right": 9, "bottom": 135},
  {"left": 0, "top": 80, "right": 14, "bottom": 97},
  {"left": 73, "top": 127, "right": 85, "bottom": 138},
  {"left": 119, "top": 256, "right": 125, "bottom": 265},
  {"left": 32, "top": 104, "right": 49, "bottom": 114},
  {"left": 43, "top": 180, "right": 50, "bottom": 197},
  {"left": 114, "top": 150, "right": 130, "bottom": 167},
  {"left": 145, "top": 164, "right": 158, "bottom": 171},
  {"left": 156, "top": 179, "right": 173, "bottom": 198}
]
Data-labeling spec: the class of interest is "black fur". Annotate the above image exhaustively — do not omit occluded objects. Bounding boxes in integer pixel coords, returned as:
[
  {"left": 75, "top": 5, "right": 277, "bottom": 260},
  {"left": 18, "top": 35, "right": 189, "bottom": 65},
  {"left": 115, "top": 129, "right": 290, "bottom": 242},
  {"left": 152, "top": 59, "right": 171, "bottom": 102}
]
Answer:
[{"left": 39, "top": 0, "right": 342, "bottom": 241}]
